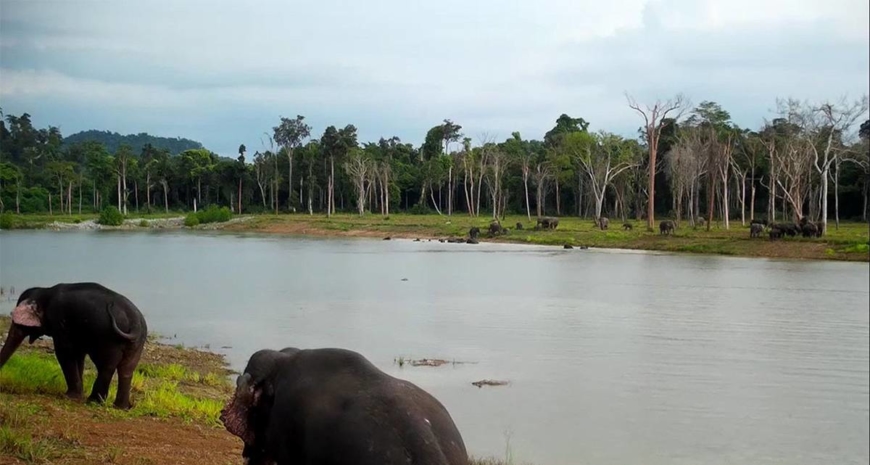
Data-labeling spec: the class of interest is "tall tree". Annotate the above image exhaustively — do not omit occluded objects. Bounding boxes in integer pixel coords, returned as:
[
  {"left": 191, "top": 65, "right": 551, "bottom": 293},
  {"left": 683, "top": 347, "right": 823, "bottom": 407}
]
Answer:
[
  {"left": 626, "top": 93, "right": 687, "bottom": 230},
  {"left": 568, "top": 131, "right": 642, "bottom": 221},
  {"left": 273, "top": 115, "right": 311, "bottom": 212}
]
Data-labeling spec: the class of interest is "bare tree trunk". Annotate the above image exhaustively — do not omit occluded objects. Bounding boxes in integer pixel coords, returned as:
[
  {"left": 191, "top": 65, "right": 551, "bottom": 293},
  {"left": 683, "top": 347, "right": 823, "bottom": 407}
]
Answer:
[
  {"left": 68, "top": 181, "right": 72, "bottom": 215},
  {"left": 134, "top": 180, "right": 139, "bottom": 212},
  {"left": 49, "top": 192, "right": 53, "bottom": 216},
  {"left": 463, "top": 168, "right": 472, "bottom": 216},
  {"left": 833, "top": 161, "right": 840, "bottom": 230},
  {"left": 78, "top": 176, "right": 83, "bottom": 214},
  {"left": 524, "top": 170, "right": 531, "bottom": 220},
  {"left": 117, "top": 175, "right": 121, "bottom": 210},
  {"left": 707, "top": 176, "right": 714, "bottom": 231},
  {"left": 447, "top": 165, "right": 453, "bottom": 216},
  {"left": 555, "top": 178, "right": 561, "bottom": 215}
]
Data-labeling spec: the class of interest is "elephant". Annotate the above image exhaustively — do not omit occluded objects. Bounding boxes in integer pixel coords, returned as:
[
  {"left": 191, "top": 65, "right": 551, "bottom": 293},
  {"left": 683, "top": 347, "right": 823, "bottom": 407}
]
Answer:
[
  {"left": 468, "top": 227, "right": 481, "bottom": 240},
  {"left": 769, "top": 228, "right": 782, "bottom": 240},
  {"left": 659, "top": 220, "right": 675, "bottom": 235},
  {"left": 515, "top": 222, "right": 523, "bottom": 230},
  {"left": 0, "top": 282, "right": 147, "bottom": 409},
  {"left": 220, "top": 347, "right": 469, "bottom": 465},
  {"left": 750, "top": 223, "right": 764, "bottom": 238},
  {"left": 622, "top": 223, "right": 633, "bottom": 231},
  {"left": 536, "top": 217, "right": 559, "bottom": 230},
  {"left": 596, "top": 217, "right": 609, "bottom": 230},
  {"left": 750, "top": 218, "right": 768, "bottom": 228},
  {"left": 488, "top": 221, "right": 505, "bottom": 237},
  {"left": 801, "top": 222, "right": 819, "bottom": 238}
]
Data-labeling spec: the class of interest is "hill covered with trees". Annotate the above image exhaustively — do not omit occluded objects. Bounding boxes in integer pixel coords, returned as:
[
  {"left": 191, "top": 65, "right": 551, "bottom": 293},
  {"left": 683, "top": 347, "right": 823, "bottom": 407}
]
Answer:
[{"left": 63, "top": 130, "right": 203, "bottom": 155}]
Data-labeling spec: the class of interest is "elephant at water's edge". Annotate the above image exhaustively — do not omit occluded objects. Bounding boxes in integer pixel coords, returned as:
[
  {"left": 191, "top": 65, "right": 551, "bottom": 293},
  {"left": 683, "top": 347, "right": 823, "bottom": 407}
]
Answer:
[
  {"left": 220, "top": 347, "right": 469, "bottom": 465},
  {"left": 0, "top": 282, "right": 147, "bottom": 409}
]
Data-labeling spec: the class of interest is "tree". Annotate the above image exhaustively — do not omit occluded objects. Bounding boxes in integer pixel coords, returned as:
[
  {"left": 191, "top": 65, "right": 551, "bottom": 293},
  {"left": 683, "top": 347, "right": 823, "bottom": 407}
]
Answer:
[
  {"left": 179, "top": 148, "right": 214, "bottom": 210},
  {"left": 237, "top": 144, "right": 246, "bottom": 213},
  {"left": 544, "top": 114, "right": 590, "bottom": 147},
  {"left": 568, "top": 131, "right": 642, "bottom": 221},
  {"left": 504, "top": 132, "right": 534, "bottom": 220},
  {"left": 803, "top": 96, "right": 868, "bottom": 234},
  {"left": 114, "top": 144, "right": 134, "bottom": 214},
  {"left": 626, "top": 93, "right": 687, "bottom": 229},
  {"left": 273, "top": 115, "right": 311, "bottom": 212},
  {"left": 344, "top": 148, "right": 371, "bottom": 215}
]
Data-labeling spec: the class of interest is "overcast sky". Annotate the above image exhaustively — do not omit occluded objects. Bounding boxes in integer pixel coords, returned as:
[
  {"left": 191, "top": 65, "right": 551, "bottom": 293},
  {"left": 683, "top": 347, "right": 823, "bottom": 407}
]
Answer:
[{"left": 1, "top": 0, "right": 867, "bottom": 155}]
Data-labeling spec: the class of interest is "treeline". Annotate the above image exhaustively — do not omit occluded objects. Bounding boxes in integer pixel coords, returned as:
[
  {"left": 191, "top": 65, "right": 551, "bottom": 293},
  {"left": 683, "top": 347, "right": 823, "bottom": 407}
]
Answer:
[
  {"left": 63, "top": 130, "right": 203, "bottom": 156},
  {"left": 1, "top": 96, "right": 868, "bottom": 235}
]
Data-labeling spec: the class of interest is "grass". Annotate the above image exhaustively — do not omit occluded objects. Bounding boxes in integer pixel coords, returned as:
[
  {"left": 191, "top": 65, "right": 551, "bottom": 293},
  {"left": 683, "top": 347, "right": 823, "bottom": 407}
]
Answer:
[
  {"left": 0, "top": 351, "right": 227, "bottom": 427},
  {"left": 226, "top": 213, "right": 870, "bottom": 262}
]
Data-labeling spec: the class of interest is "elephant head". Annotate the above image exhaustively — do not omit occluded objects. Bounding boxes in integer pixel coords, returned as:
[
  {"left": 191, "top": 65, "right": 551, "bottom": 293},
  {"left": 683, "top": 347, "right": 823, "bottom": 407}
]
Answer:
[
  {"left": 220, "top": 348, "right": 299, "bottom": 445},
  {"left": 0, "top": 289, "right": 46, "bottom": 369}
]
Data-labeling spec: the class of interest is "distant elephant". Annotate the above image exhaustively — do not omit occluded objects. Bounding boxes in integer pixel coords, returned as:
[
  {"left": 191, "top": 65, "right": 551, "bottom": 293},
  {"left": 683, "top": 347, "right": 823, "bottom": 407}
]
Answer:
[
  {"left": 488, "top": 221, "right": 505, "bottom": 237},
  {"left": 769, "top": 228, "right": 783, "bottom": 240},
  {"left": 659, "top": 220, "right": 675, "bottom": 235},
  {"left": 597, "top": 217, "right": 609, "bottom": 230},
  {"left": 468, "top": 227, "right": 481, "bottom": 240},
  {"left": 536, "top": 217, "right": 559, "bottom": 230},
  {"left": 0, "top": 282, "right": 147, "bottom": 409},
  {"left": 813, "top": 221, "right": 824, "bottom": 237},
  {"left": 220, "top": 347, "right": 469, "bottom": 465},
  {"left": 750, "top": 223, "right": 764, "bottom": 238},
  {"left": 515, "top": 222, "right": 523, "bottom": 230},
  {"left": 622, "top": 223, "right": 633, "bottom": 231},
  {"left": 801, "top": 222, "right": 819, "bottom": 238},
  {"left": 750, "top": 218, "right": 768, "bottom": 228}
]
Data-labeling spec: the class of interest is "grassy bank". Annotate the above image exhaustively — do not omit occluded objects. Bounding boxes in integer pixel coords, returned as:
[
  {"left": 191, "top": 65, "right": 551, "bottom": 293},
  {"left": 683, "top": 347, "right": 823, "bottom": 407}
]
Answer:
[
  {"left": 225, "top": 213, "right": 870, "bottom": 262},
  {"left": 4, "top": 210, "right": 868, "bottom": 261},
  {"left": 0, "top": 316, "right": 517, "bottom": 464}
]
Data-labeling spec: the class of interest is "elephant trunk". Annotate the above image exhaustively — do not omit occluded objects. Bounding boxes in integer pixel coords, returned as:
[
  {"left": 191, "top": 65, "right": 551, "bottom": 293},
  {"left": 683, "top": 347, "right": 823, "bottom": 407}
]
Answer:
[{"left": 0, "top": 324, "right": 27, "bottom": 369}]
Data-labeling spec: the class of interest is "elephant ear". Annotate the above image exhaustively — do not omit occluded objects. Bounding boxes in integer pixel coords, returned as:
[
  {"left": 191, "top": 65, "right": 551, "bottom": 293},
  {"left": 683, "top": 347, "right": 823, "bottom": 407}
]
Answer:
[{"left": 11, "top": 300, "right": 41, "bottom": 328}]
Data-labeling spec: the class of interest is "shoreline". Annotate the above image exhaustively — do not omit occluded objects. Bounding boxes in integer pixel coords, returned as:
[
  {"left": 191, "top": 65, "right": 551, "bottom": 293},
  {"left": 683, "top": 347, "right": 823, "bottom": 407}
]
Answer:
[{"left": 1, "top": 212, "right": 868, "bottom": 262}]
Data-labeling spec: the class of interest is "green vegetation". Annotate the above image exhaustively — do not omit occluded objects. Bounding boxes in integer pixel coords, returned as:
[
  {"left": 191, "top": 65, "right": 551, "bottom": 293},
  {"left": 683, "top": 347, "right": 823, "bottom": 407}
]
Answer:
[
  {"left": 194, "top": 205, "right": 232, "bottom": 224},
  {"left": 0, "top": 351, "right": 226, "bottom": 427},
  {"left": 63, "top": 129, "right": 203, "bottom": 156},
  {"left": 0, "top": 213, "right": 12, "bottom": 229},
  {"left": 97, "top": 205, "right": 124, "bottom": 226}
]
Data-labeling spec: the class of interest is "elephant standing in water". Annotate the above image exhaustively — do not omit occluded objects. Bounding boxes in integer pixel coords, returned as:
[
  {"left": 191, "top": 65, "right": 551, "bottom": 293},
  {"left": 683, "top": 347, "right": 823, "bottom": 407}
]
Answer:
[
  {"left": 0, "top": 282, "right": 148, "bottom": 409},
  {"left": 221, "top": 347, "right": 469, "bottom": 465}
]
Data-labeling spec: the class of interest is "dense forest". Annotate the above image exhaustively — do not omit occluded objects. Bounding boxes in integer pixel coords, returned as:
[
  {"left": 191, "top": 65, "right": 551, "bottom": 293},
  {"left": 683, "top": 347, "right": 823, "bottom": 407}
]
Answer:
[
  {"left": 1, "top": 95, "right": 868, "bottom": 235},
  {"left": 63, "top": 130, "right": 203, "bottom": 156}
]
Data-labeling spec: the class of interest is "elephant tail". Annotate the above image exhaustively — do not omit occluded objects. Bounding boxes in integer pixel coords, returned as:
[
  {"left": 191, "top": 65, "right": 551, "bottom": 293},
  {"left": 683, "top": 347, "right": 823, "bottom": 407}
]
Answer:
[{"left": 106, "top": 302, "right": 140, "bottom": 342}]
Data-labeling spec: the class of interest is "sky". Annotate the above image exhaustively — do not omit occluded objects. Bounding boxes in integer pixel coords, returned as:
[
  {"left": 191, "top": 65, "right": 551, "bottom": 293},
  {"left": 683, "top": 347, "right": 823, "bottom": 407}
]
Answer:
[{"left": 1, "top": 0, "right": 868, "bottom": 156}]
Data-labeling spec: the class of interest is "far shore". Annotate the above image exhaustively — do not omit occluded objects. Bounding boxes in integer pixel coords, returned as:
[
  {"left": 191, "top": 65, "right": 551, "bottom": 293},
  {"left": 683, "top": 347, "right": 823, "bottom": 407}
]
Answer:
[{"left": 1, "top": 211, "right": 868, "bottom": 262}]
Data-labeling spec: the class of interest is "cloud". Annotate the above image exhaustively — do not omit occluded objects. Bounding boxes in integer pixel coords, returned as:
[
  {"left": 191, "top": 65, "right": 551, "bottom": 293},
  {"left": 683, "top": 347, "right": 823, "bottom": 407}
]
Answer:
[{"left": 0, "top": 0, "right": 867, "bottom": 155}]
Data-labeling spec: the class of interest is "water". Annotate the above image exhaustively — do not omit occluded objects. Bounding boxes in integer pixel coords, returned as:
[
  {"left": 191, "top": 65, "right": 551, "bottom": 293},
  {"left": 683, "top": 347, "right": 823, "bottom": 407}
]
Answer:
[{"left": 1, "top": 230, "right": 867, "bottom": 465}]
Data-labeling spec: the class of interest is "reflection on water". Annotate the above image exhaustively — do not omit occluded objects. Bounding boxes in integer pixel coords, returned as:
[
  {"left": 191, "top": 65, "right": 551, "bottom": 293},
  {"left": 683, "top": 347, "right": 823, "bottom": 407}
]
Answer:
[{"left": 1, "top": 230, "right": 868, "bottom": 465}]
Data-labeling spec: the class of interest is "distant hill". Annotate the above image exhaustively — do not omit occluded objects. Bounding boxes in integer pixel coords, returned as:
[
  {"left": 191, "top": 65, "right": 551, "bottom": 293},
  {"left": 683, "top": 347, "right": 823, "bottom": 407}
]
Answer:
[{"left": 63, "top": 130, "right": 204, "bottom": 155}]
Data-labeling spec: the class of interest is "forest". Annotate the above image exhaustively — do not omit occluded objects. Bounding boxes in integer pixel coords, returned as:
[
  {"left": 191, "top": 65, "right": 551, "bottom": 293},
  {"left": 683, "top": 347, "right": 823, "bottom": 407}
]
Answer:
[{"left": 1, "top": 95, "right": 868, "bottom": 235}]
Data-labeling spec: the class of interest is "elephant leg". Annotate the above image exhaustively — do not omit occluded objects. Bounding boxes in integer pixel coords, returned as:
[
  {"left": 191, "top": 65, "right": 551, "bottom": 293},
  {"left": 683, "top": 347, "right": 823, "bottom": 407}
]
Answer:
[
  {"left": 55, "top": 348, "right": 85, "bottom": 400},
  {"left": 113, "top": 345, "right": 144, "bottom": 409},
  {"left": 87, "top": 350, "right": 122, "bottom": 405}
]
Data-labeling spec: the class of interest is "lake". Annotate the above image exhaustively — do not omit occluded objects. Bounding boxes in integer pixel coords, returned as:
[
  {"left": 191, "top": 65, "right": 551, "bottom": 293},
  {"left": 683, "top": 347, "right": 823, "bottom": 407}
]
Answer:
[{"left": 0, "top": 230, "right": 867, "bottom": 465}]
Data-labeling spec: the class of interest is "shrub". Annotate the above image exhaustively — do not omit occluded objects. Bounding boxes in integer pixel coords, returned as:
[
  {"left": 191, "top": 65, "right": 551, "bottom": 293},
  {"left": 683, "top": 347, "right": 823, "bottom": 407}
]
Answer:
[
  {"left": 195, "top": 205, "right": 231, "bottom": 224},
  {"left": 97, "top": 206, "right": 124, "bottom": 226},
  {"left": 0, "top": 214, "right": 13, "bottom": 230},
  {"left": 184, "top": 214, "right": 200, "bottom": 227},
  {"left": 138, "top": 219, "right": 148, "bottom": 227}
]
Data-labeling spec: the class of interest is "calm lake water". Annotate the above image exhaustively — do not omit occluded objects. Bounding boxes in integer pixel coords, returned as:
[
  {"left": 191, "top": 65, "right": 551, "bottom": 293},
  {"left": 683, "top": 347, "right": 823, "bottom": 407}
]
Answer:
[{"left": 1, "top": 230, "right": 868, "bottom": 465}]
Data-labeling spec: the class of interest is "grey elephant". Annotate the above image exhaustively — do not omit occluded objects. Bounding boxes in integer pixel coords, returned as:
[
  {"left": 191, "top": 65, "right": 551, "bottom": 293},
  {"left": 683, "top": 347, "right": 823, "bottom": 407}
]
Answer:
[
  {"left": 0, "top": 282, "right": 147, "bottom": 409},
  {"left": 536, "top": 217, "right": 559, "bottom": 230},
  {"left": 659, "top": 220, "right": 675, "bottom": 235},
  {"left": 750, "top": 223, "right": 764, "bottom": 238},
  {"left": 220, "top": 347, "right": 469, "bottom": 465},
  {"left": 597, "top": 217, "right": 609, "bottom": 230}
]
